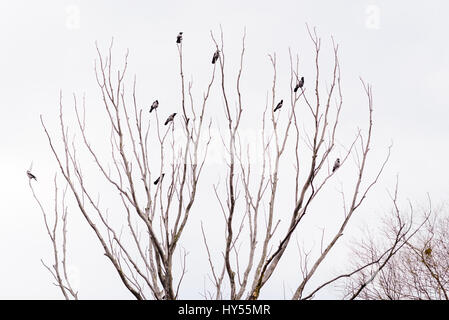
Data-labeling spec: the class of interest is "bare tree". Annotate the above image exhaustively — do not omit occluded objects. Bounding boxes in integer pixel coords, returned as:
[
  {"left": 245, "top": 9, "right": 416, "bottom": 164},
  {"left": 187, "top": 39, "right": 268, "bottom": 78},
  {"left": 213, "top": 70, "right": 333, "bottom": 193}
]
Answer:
[
  {"left": 34, "top": 37, "right": 214, "bottom": 300},
  {"left": 200, "top": 25, "right": 397, "bottom": 300},
  {"left": 31, "top": 27, "right": 409, "bottom": 300},
  {"left": 345, "top": 184, "right": 446, "bottom": 300}
]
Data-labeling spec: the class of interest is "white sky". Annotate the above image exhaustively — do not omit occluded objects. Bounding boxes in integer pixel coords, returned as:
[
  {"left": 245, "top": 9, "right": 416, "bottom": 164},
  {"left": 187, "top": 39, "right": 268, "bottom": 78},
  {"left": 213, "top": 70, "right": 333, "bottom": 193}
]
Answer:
[{"left": 0, "top": 0, "right": 448, "bottom": 299}]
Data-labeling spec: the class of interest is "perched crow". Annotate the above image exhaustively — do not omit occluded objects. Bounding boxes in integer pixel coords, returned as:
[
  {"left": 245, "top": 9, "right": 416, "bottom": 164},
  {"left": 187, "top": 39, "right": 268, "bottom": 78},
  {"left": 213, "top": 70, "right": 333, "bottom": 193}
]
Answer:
[
  {"left": 176, "top": 32, "right": 183, "bottom": 44},
  {"left": 149, "top": 100, "right": 159, "bottom": 113},
  {"left": 273, "top": 99, "right": 283, "bottom": 112},
  {"left": 164, "top": 113, "right": 177, "bottom": 125},
  {"left": 27, "top": 170, "right": 37, "bottom": 181},
  {"left": 332, "top": 158, "right": 341, "bottom": 173},
  {"left": 212, "top": 50, "right": 220, "bottom": 64},
  {"left": 294, "top": 76, "right": 304, "bottom": 93},
  {"left": 154, "top": 173, "right": 165, "bottom": 185}
]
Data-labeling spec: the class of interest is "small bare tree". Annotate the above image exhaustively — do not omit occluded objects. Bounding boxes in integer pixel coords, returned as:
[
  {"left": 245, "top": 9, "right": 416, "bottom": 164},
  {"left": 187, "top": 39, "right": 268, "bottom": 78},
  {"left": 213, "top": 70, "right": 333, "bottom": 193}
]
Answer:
[
  {"left": 345, "top": 183, "right": 444, "bottom": 300},
  {"left": 29, "top": 176, "right": 78, "bottom": 299}
]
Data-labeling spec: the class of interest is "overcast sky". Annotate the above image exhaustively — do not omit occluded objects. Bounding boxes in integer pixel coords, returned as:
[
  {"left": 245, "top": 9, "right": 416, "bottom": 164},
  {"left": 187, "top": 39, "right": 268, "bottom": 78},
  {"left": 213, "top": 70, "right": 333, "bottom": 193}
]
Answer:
[{"left": 1, "top": 0, "right": 448, "bottom": 299}]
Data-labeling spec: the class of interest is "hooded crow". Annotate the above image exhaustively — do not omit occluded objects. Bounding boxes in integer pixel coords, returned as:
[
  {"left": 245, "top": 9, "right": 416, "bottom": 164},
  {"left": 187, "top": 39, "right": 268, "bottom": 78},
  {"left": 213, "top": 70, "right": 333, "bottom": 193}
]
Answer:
[
  {"left": 176, "top": 32, "right": 183, "bottom": 44},
  {"left": 294, "top": 76, "right": 304, "bottom": 93},
  {"left": 273, "top": 99, "right": 283, "bottom": 112},
  {"left": 149, "top": 100, "right": 159, "bottom": 113},
  {"left": 332, "top": 158, "right": 341, "bottom": 173},
  {"left": 27, "top": 170, "right": 37, "bottom": 181},
  {"left": 164, "top": 113, "right": 177, "bottom": 125},
  {"left": 154, "top": 173, "right": 165, "bottom": 185},
  {"left": 212, "top": 50, "right": 220, "bottom": 64}
]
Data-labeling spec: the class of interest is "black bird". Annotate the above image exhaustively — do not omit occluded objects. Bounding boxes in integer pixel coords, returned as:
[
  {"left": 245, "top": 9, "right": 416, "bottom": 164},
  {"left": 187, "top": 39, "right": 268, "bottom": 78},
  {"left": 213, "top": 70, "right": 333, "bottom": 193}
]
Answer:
[
  {"left": 273, "top": 99, "right": 283, "bottom": 112},
  {"left": 212, "top": 50, "right": 220, "bottom": 64},
  {"left": 149, "top": 100, "right": 159, "bottom": 113},
  {"left": 154, "top": 173, "right": 165, "bottom": 185},
  {"left": 164, "top": 113, "right": 177, "bottom": 125},
  {"left": 294, "top": 76, "right": 304, "bottom": 93},
  {"left": 176, "top": 32, "right": 183, "bottom": 44},
  {"left": 27, "top": 170, "right": 37, "bottom": 181},
  {"left": 332, "top": 158, "right": 341, "bottom": 173}
]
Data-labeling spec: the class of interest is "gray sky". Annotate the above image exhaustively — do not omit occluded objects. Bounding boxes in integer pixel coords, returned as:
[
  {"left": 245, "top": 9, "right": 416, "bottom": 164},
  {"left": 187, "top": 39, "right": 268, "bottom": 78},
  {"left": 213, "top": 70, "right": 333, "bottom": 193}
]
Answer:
[{"left": 1, "top": 0, "right": 448, "bottom": 299}]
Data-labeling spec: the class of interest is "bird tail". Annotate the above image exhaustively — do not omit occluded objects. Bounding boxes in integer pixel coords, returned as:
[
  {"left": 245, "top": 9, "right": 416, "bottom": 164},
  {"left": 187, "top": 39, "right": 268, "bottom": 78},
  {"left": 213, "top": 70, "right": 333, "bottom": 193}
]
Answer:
[{"left": 150, "top": 107, "right": 153, "bottom": 113}]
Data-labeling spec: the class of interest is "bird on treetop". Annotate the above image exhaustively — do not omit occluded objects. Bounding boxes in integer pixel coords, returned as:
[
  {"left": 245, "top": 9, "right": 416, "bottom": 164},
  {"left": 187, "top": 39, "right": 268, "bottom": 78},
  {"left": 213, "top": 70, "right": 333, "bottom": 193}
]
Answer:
[
  {"left": 294, "top": 76, "right": 304, "bottom": 93},
  {"left": 212, "top": 50, "right": 220, "bottom": 64},
  {"left": 27, "top": 170, "right": 37, "bottom": 181},
  {"left": 150, "top": 100, "right": 159, "bottom": 113},
  {"left": 176, "top": 32, "right": 183, "bottom": 44},
  {"left": 273, "top": 99, "right": 283, "bottom": 112},
  {"left": 332, "top": 158, "right": 341, "bottom": 173},
  {"left": 164, "top": 113, "right": 177, "bottom": 126},
  {"left": 154, "top": 173, "right": 165, "bottom": 185}
]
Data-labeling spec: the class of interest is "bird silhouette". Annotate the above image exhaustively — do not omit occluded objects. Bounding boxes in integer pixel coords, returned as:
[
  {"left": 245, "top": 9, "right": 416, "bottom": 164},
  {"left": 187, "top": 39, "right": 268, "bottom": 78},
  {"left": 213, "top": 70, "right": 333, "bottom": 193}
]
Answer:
[
  {"left": 154, "top": 174, "right": 165, "bottom": 185},
  {"left": 332, "top": 158, "right": 341, "bottom": 173},
  {"left": 273, "top": 100, "right": 283, "bottom": 112},
  {"left": 294, "top": 76, "right": 304, "bottom": 93},
  {"left": 27, "top": 170, "right": 37, "bottom": 181},
  {"left": 149, "top": 100, "right": 159, "bottom": 113},
  {"left": 176, "top": 32, "right": 183, "bottom": 44},
  {"left": 164, "top": 113, "right": 177, "bottom": 125},
  {"left": 212, "top": 50, "right": 220, "bottom": 64}
]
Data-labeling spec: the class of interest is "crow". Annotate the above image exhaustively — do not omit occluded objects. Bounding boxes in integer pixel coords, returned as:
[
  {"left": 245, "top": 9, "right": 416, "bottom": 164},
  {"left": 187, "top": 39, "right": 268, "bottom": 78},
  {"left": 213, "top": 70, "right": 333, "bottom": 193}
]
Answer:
[
  {"left": 176, "top": 32, "right": 183, "bottom": 44},
  {"left": 294, "top": 76, "right": 304, "bottom": 93},
  {"left": 164, "top": 113, "right": 177, "bottom": 125},
  {"left": 27, "top": 170, "right": 37, "bottom": 181},
  {"left": 273, "top": 99, "right": 283, "bottom": 112},
  {"left": 212, "top": 50, "right": 220, "bottom": 64},
  {"left": 332, "top": 158, "right": 341, "bottom": 173},
  {"left": 154, "top": 173, "right": 165, "bottom": 185},
  {"left": 149, "top": 100, "right": 159, "bottom": 113}
]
